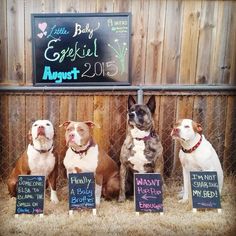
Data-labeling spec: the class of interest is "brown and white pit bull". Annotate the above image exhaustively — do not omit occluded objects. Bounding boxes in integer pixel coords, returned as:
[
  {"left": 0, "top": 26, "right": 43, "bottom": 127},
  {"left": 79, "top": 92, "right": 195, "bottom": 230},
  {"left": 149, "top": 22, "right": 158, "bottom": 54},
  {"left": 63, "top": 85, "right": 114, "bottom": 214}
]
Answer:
[
  {"left": 7, "top": 120, "right": 59, "bottom": 203},
  {"left": 60, "top": 121, "right": 120, "bottom": 205},
  {"left": 171, "top": 119, "right": 224, "bottom": 203}
]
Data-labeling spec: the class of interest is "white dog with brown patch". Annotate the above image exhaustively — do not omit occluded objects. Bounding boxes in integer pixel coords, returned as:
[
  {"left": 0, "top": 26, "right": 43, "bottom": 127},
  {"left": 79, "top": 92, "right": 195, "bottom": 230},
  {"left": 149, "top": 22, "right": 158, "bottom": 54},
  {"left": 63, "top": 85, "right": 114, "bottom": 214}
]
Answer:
[
  {"left": 60, "top": 121, "right": 120, "bottom": 205},
  {"left": 171, "top": 119, "right": 223, "bottom": 203}
]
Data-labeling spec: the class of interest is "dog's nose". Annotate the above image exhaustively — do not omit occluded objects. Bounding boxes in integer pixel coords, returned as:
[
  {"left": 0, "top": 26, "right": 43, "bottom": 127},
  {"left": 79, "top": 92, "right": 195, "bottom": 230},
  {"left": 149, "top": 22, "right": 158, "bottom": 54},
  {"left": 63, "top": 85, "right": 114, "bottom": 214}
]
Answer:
[
  {"left": 173, "top": 128, "right": 180, "bottom": 133},
  {"left": 38, "top": 125, "right": 45, "bottom": 130}
]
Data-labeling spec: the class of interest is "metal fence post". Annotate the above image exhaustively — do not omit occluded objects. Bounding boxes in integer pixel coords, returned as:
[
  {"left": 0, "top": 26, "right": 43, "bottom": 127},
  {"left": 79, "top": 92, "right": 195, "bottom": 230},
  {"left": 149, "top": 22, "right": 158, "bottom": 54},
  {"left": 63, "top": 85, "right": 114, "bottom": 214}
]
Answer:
[{"left": 137, "top": 86, "right": 143, "bottom": 104}]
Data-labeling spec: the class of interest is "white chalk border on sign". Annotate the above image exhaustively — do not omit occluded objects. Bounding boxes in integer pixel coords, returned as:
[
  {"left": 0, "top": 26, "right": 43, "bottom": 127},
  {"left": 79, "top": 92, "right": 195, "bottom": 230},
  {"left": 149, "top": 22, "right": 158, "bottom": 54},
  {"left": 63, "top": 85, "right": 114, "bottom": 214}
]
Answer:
[
  {"left": 134, "top": 173, "right": 164, "bottom": 216},
  {"left": 15, "top": 175, "right": 45, "bottom": 218},
  {"left": 190, "top": 171, "right": 222, "bottom": 213},
  {"left": 68, "top": 172, "right": 96, "bottom": 216}
]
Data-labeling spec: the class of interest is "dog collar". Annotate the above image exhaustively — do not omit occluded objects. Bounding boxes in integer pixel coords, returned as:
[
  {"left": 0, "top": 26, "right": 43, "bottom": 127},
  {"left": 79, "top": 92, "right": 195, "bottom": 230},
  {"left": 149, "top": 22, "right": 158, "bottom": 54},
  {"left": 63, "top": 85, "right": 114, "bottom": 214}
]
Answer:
[
  {"left": 32, "top": 145, "right": 53, "bottom": 154},
  {"left": 70, "top": 139, "right": 94, "bottom": 156},
  {"left": 181, "top": 135, "right": 202, "bottom": 153},
  {"left": 135, "top": 131, "right": 156, "bottom": 141}
]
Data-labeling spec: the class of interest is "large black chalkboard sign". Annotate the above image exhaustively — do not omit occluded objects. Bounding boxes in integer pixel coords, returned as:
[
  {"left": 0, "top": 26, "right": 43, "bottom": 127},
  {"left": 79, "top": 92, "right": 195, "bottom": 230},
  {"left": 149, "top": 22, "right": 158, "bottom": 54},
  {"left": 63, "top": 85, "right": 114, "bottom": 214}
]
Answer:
[
  {"left": 15, "top": 175, "right": 45, "bottom": 215},
  {"left": 190, "top": 171, "right": 221, "bottom": 209},
  {"left": 31, "top": 13, "right": 131, "bottom": 86},
  {"left": 134, "top": 173, "right": 163, "bottom": 213},
  {"left": 69, "top": 173, "right": 96, "bottom": 210}
]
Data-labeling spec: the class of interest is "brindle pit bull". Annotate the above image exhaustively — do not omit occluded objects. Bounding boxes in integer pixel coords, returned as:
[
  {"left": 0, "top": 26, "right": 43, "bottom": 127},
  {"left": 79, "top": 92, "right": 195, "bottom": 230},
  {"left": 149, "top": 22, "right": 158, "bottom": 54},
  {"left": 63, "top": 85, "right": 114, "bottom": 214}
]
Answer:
[{"left": 118, "top": 95, "right": 164, "bottom": 202}]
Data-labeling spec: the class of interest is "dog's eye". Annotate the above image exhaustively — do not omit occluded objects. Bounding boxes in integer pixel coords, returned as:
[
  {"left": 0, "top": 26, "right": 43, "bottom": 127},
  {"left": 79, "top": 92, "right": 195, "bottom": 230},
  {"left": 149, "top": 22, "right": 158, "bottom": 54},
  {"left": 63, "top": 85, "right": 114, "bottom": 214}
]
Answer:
[
  {"left": 78, "top": 128, "right": 84, "bottom": 133},
  {"left": 46, "top": 123, "right": 51, "bottom": 126},
  {"left": 184, "top": 125, "right": 190, "bottom": 128},
  {"left": 33, "top": 124, "right": 38, "bottom": 127}
]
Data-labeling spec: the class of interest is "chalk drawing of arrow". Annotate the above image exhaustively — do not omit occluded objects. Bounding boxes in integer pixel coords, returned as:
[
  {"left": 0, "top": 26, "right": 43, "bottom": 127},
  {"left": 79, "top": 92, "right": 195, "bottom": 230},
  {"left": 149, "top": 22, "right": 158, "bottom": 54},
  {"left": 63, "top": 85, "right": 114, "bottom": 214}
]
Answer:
[{"left": 141, "top": 194, "right": 157, "bottom": 201}]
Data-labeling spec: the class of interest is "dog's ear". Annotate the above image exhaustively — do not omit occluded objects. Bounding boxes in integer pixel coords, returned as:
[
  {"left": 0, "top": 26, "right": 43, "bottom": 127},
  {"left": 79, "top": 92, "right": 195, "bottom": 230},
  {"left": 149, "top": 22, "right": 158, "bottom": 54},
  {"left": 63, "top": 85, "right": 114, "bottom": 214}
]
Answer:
[
  {"left": 84, "top": 121, "right": 100, "bottom": 129},
  {"left": 28, "top": 129, "right": 33, "bottom": 144},
  {"left": 193, "top": 121, "right": 203, "bottom": 134},
  {"left": 146, "top": 95, "right": 156, "bottom": 114},
  {"left": 84, "top": 120, "right": 100, "bottom": 129},
  {"left": 59, "top": 121, "right": 71, "bottom": 129},
  {"left": 128, "top": 95, "right": 136, "bottom": 109}
]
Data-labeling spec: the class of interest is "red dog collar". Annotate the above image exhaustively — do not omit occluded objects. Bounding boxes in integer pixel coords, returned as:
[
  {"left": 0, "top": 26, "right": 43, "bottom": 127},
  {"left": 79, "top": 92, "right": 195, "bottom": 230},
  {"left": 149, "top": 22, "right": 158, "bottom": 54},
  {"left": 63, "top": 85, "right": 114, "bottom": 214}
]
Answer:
[{"left": 181, "top": 135, "right": 202, "bottom": 153}]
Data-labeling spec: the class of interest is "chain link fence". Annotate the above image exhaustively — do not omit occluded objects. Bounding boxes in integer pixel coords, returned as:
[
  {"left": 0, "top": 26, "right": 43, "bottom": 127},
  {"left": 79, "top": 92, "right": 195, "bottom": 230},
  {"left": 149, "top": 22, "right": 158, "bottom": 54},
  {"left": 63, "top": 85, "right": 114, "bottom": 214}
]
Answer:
[{"left": 0, "top": 90, "right": 235, "bottom": 188}]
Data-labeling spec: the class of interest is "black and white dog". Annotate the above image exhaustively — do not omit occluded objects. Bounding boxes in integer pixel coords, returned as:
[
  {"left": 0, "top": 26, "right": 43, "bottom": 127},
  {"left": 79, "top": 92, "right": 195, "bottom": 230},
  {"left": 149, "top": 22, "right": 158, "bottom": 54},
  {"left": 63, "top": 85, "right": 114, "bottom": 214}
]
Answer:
[{"left": 118, "top": 95, "right": 164, "bottom": 202}]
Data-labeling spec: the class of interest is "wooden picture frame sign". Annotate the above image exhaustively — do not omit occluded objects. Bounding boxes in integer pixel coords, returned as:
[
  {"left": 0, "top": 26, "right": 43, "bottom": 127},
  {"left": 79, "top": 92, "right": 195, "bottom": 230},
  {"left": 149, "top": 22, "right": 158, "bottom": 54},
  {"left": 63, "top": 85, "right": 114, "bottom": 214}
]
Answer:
[
  {"left": 68, "top": 172, "right": 96, "bottom": 216},
  {"left": 15, "top": 175, "right": 45, "bottom": 217},
  {"left": 190, "top": 171, "right": 222, "bottom": 213},
  {"left": 31, "top": 13, "right": 131, "bottom": 86},
  {"left": 134, "top": 173, "right": 163, "bottom": 215}
]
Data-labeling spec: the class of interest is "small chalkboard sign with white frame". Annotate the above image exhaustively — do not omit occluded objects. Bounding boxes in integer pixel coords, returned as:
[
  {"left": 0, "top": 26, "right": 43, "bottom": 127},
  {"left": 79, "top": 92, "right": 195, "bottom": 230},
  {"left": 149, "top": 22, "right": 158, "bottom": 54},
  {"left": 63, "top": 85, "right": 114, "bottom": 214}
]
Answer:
[
  {"left": 15, "top": 175, "right": 45, "bottom": 217},
  {"left": 190, "top": 171, "right": 221, "bottom": 213},
  {"left": 68, "top": 172, "right": 96, "bottom": 215}
]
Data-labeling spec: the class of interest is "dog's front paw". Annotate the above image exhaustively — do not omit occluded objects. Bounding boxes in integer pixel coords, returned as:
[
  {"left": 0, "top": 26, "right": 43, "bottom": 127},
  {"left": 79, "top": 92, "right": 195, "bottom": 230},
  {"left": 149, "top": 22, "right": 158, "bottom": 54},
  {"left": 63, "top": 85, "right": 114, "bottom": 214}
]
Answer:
[
  {"left": 50, "top": 191, "right": 59, "bottom": 204},
  {"left": 118, "top": 195, "right": 126, "bottom": 203},
  {"left": 178, "top": 198, "right": 188, "bottom": 204}
]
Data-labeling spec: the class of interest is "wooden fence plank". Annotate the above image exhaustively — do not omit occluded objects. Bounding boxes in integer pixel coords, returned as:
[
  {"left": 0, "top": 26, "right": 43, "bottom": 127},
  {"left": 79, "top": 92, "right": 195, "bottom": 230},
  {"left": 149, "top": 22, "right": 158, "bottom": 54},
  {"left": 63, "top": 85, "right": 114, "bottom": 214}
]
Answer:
[
  {"left": 76, "top": 95, "right": 94, "bottom": 121},
  {"left": 8, "top": 95, "right": 26, "bottom": 175},
  {"left": 223, "top": 96, "right": 236, "bottom": 174},
  {"left": 93, "top": 95, "right": 110, "bottom": 153},
  {"left": 25, "top": 95, "right": 43, "bottom": 133},
  {"left": 196, "top": 1, "right": 216, "bottom": 84},
  {"left": 7, "top": 0, "right": 25, "bottom": 85},
  {"left": 113, "top": 0, "right": 131, "bottom": 12},
  {"left": 0, "top": 95, "right": 9, "bottom": 179},
  {"left": 108, "top": 95, "right": 128, "bottom": 163},
  {"left": 145, "top": 0, "right": 166, "bottom": 84},
  {"left": 0, "top": 0, "right": 7, "bottom": 84},
  {"left": 210, "top": 1, "right": 232, "bottom": 84},
  {"left": 97, "top": 0, "right": 114, "bottom": 12},
  {"left": 223, "top": 1, "right": 236, "bottom": 85},
  {"left": 179, "top": 0, "right": 201, "bottom": 84},
  {"left": 158, "top": 96, "right": 177, "bottom": 177},
  {"left": 161, "top": 0, "right": 183, "bottom": 84},
  {"left": 131, "top": 0, "right": 149, "bottom": 85}
]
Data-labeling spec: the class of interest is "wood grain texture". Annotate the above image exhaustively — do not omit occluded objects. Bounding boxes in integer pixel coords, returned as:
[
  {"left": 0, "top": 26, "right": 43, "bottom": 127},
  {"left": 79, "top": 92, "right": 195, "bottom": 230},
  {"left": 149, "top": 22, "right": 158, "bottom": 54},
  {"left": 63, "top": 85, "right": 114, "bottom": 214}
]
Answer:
[
  {"left": 0, "top": 0, "right": 7, "bottom": 84},
  {"left": 179, "top": 0, "right": 201, "bottom": 84},
  {"left": 7, "top": 0, "right": 25, "bottom": 85},
  {"left": 145, "top": 0, "right": 166, "bottom": 85}
]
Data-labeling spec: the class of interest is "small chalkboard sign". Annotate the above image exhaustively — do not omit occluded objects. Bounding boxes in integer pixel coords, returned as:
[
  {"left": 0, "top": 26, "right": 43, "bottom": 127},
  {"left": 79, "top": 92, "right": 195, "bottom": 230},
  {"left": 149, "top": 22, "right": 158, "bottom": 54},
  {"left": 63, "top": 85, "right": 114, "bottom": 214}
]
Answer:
[
  {"left": 31, "top": 13, "right": 131, "bottom": 86},
  {"left": 68, "top": 173, "right": 96, "bottom": 211},
  {"left": 190, "top": 171, "right": 221, "bottom": 210},
  {"left": 134, "top": 173, "right": 163, "bottom": 213},
  {"left": 15, "top": 175, "right": 45, "bottom": 215}
]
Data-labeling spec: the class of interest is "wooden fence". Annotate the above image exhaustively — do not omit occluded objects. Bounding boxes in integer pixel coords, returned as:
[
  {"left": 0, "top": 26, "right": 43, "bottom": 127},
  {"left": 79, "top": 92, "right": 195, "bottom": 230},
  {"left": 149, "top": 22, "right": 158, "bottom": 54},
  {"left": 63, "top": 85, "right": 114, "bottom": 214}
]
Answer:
[
  {"left": 0, "top": 91, "right": 235, "bottom": 182},
  {"left": 0, "top": 0, "right": 235, "bottom": 85}
]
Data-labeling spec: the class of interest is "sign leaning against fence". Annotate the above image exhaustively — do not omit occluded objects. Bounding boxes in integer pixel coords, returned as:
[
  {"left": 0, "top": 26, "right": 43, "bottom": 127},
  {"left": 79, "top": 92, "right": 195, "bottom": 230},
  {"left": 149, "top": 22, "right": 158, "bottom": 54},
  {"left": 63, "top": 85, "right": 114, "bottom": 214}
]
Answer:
[{"left": 31, "top": 13, "right": 131, "bottom": 86}]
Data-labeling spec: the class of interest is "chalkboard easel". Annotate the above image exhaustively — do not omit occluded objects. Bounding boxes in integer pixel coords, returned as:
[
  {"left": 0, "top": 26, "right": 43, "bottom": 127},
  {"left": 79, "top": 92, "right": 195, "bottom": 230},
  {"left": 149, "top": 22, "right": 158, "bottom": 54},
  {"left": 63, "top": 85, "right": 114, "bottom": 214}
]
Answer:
[
  {"left": 68, "top": 172, "right": 96, "bottom": 216},
  {"left": 190, "top": 171, "right": 222, "bottom": 213},
  {"left": 15, "top": 175, "right": 45, "bottom": 217},
  {"left": 134, "top": 173, "right": 164, "bottom": 215}
]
